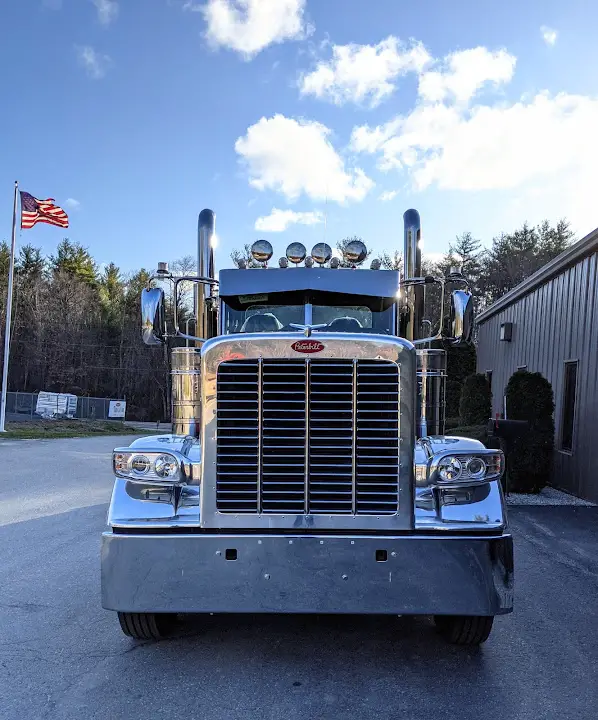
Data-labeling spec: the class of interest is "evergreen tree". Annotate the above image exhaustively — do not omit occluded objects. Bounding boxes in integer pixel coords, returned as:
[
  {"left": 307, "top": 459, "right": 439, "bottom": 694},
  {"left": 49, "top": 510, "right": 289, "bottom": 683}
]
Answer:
[
  {"left": 479, "top": 219, "right": 573, "bottom": 308},
  {"left": 16, "top": 245, "right": 45, "bottom": 283},
  {"left": 50, "top": 239, "right": 97, "bottom": 285},
  {"left": 1, "top": 241, "right": 11, "bottom": 278},
  {"left": 99, "top": 262, "right": 125, "bottom": 329}
]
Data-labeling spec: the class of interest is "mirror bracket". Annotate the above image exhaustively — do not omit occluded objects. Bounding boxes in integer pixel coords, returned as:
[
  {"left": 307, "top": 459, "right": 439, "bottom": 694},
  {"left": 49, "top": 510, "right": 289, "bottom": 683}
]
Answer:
[
  {"left": 400, "top": 276, "right": 474, "bottom": 347},
  {"left": 141, "top": 275, "right": 219, "bottom": 346},
  {"left": 171, "top": 276, "right": 219, "bottom": 344}
]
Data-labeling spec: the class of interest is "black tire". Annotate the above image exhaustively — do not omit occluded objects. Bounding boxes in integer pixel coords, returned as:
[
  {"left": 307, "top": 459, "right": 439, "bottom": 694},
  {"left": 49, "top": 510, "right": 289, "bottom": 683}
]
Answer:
[
  {"left": 117, "top": 612, "right": 176, "bottom": 640},
  {"left": 434, "top": 615, "right": 494, "bottom": 645}
]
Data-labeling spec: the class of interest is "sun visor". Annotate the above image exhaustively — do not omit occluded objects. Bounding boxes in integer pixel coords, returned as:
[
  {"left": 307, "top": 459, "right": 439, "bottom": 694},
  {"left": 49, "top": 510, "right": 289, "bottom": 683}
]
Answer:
[{"left": 218, "top": 268, "right": 400, "bottom": 300}]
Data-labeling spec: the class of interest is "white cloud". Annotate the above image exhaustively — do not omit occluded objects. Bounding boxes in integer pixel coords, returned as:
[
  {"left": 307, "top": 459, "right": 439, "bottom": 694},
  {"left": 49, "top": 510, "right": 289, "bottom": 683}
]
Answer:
[
  {"left": 541, "top": 26, "right": 558, "bottom": 46},
  {"left": 255, "top": 208, "right": 324, "bottom": 232},
  {"left": 75, "top": 46, "right": 112, "bottom": 79},
  {"left": 352, "top": 92, "right": 598, "bottom": 194},
  {"left": 418, "top": 47, "right": 516, "bottom": 105},
  {"left": 379, "top": 190, "right": 399, "bottom": 202},
  {"left": 65, "top": 198, "right": 81, "bottom": 209},
  {"left": 202, "top": 0, "right": 309, "bottom": 58},
  {"left": 236, "top": 114, "right": 374, "bottom": 204},
  {"left": 424, "top": 251, "right": 446, "bottom": 264},
  {"left": 92, "top": 0, "right": 119, "bottom": 26},
  {"left": 299, "top": 37, "right": 431, "bottom": 107}
]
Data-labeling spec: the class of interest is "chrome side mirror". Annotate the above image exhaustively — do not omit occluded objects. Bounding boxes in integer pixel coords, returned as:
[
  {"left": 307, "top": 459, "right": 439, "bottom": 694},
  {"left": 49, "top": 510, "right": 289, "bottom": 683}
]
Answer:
[
  {"left": 141, "top": 288, "right": 166, "bottom": 345},
  {"left": 449, "top": 290, "right": 473, "bottom": 345}
]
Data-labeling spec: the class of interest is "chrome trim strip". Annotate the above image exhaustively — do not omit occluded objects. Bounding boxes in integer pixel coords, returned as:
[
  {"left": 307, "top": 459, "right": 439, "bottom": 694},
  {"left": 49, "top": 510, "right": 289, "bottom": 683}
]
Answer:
[
  {"left": 304, "top": 358, "right": 310, "bottom": 514},
  {"left": 257, "top": 357, "right": 263, "bottom": 514},
  {"left": 201, "top": 333, "right": 416, "bottom": 531},
  {"left": 351, "top": 358, "right": 357, "bottom": 515}
]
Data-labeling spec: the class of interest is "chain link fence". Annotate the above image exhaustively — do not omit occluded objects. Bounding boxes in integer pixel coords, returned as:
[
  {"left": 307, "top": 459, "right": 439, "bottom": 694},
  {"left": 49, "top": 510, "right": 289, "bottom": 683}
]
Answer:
[{"left": 5, "top": 392, "right": 125, "bottom": 422}]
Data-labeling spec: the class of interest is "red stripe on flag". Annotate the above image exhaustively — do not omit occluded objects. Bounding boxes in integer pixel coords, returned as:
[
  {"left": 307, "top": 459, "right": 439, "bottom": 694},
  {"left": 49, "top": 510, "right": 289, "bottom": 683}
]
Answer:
[{"left": 35, "top": 216, "right": 69, "bottom": 229}]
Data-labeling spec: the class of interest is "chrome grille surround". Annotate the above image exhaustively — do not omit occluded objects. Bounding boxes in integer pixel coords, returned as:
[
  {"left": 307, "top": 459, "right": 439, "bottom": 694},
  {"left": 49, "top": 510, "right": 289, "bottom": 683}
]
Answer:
[{"left": 202, "top": 334, "right": 415, "bottom": 531}]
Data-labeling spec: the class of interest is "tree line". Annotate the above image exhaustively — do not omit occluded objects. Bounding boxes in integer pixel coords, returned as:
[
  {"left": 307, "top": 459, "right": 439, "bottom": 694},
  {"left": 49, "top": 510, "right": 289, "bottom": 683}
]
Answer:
[
  {"left": 0, "top": 218, "right": 574, "bottom": 420},
  {"left": 0, "top": 240, "right": 171, "bottom": 420}
]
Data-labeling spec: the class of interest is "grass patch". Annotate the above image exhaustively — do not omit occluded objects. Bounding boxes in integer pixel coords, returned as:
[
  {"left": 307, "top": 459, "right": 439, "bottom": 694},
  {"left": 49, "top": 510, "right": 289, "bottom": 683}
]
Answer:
[{"left": 1, "top": 420, "right": 154, "bottom": 440}]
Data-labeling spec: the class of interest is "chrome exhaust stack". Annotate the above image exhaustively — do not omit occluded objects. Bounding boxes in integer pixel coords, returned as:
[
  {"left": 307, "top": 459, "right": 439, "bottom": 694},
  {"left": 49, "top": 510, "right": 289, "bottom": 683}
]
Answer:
[
  {"left": 196, "top": 209, "right": 216, "bottom": 343},
  {"left": 403, "top": 209, "right": 447, "bottom": 437},
  {"left": 171, "top": 346, "right": 202, "bottom": 437},
  {"left": 171, "top": 209, "right": 216, "bottom": 437},
  {"left": 402, "top": 209, "right": 424, "bottom": 342}
]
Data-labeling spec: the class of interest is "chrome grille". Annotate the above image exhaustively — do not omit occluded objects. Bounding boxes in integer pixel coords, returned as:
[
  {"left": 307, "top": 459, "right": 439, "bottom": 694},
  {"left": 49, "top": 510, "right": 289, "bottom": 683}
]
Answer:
[{"left": 216, "top": 359, "right": 400, "bottom": 515}]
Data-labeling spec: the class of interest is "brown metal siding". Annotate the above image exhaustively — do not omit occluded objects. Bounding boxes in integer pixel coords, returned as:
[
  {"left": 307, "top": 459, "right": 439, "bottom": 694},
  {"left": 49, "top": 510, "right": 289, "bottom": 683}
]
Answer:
[{"left": 476, "top": 250, "right": 598, "bottom": 503}]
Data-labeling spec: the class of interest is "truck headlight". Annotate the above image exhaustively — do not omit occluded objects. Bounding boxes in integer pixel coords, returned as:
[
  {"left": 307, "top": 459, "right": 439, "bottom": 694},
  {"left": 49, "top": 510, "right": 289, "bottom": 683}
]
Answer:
[
  {"left": 429, "top": 450, "right": 504, "bottom": 486},
  {"left": 113, "top": 449, "right": 187, "bottom": 484},
  {"left": 154, "top": 454, "right": 179, "bottom": 479},
  {"left": 438, "top": 456, "right": 463, "bottom": 482}
]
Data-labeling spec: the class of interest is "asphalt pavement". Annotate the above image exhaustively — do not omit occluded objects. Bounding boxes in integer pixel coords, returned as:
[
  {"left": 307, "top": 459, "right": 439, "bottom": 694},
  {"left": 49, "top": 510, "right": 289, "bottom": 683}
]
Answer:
[{"left": 1, "top": 435, "right": 597, "bottom": 720}]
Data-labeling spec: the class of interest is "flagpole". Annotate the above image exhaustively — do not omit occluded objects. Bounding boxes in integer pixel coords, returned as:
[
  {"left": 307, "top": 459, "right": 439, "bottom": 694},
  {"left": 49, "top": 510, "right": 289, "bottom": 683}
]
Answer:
[{"left": 0, "top": 181, "right": 19, "bottom": 433}]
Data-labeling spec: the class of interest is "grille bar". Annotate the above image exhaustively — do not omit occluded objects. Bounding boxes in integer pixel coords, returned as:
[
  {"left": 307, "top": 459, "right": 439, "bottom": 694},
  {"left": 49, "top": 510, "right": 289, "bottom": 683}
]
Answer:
[{"left": 216, "top": 359, "right": 400, "bottom": 515}]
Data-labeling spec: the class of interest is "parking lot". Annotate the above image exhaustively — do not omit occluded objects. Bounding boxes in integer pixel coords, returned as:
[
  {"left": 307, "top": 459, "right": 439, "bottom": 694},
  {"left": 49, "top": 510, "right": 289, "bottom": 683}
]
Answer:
[{"left": 1, "top": 435, "right": 597, "bottom": 720}]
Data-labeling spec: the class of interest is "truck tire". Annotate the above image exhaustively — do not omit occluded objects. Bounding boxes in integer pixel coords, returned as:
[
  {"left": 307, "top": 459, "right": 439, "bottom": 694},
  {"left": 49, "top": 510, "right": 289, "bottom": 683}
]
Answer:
[
  {"left": 117, "top": 612, "right": 176, "bottom": 640},
  {"left": 434, "top": 615, "right": 494, "bottom": 645}
]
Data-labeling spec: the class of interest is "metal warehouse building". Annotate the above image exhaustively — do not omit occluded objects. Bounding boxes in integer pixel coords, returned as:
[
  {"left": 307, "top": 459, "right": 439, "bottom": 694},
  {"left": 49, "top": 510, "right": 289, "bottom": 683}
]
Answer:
[{"left": 476, "top": 227, "right": 598, "bottom": 504}]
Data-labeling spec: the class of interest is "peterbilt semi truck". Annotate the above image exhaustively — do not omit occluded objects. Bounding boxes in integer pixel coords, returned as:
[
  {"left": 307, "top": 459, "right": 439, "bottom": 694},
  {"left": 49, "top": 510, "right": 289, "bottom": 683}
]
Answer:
[{"left": 101, "top": 208, "right": 513, "bottom": 645}]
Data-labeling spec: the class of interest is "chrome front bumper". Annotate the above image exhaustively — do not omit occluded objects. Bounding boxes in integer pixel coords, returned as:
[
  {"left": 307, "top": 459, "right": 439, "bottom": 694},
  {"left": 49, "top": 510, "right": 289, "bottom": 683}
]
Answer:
[{"left": 101, "top": 532, "right": 513, "bottom": 616}]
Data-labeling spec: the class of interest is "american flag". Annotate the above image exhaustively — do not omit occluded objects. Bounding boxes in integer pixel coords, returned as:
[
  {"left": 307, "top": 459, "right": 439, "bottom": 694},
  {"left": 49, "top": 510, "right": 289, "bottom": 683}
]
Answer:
[{"left": 20, "top": 192, "right": 69, "bottom": 230}]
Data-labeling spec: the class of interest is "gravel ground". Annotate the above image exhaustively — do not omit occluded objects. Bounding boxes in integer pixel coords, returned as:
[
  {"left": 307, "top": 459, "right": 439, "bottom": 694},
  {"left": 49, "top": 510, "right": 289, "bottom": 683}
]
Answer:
[
  {"left": 1, "top": 435, "right": 597, "bottom": 720},
  {"left": 507, "top": 486, "right": 596, "bottom": 506}
]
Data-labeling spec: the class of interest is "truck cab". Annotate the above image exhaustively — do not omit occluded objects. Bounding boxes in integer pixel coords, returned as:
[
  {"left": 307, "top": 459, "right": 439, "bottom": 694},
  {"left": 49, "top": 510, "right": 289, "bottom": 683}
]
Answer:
[{"left": 101, "top": 209, "right": 513, "bottom": 645}]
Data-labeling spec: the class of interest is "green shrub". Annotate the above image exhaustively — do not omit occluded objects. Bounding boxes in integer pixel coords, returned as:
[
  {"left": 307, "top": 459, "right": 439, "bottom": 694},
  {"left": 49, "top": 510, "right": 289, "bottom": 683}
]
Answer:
[
  {"left": 504, "top": 371, "right": 555, "bottom": 493},
  {"left": 445, "top": 416, "right": 461, "bottom": 430},
  {"left": 445, "top": 380, "right": 463, "bottom": 422},
  {"left": 447, "top": 424, "right": 488, "bottom": 445},
  {"left": 459, "top": 374, "right": 492, "bottom": 425},
  {"left": 444, "top": 342, "right": 477, "bottom": 417}
]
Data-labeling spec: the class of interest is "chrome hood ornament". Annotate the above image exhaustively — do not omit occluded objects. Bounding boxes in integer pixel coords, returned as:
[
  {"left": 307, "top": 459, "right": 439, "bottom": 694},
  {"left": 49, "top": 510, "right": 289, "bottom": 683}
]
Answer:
[{"left": 289, "top": 323, "right": 328, "bottom": 337}]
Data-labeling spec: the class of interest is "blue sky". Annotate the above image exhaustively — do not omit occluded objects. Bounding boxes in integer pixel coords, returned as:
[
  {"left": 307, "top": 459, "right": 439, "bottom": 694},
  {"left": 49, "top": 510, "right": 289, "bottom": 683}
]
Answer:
[{"left": 1, "top": 0, "right": 597, "bottom": 275}]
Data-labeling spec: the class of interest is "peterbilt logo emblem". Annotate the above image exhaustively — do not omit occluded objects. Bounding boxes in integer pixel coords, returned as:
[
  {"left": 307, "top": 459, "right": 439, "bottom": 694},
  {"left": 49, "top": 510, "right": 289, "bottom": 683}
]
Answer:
[{"left": 291, "top": 340, "right": 325, "bottom": 354}]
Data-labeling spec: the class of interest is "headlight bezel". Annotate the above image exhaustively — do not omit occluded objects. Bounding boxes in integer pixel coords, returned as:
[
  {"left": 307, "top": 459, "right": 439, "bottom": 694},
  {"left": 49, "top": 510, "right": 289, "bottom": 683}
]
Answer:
[
  {"left": 112, "top": 448, "right": 196, "bottom": 485},
  {"left": 427, "top": 449, "right": 504, "bottom": 487}
]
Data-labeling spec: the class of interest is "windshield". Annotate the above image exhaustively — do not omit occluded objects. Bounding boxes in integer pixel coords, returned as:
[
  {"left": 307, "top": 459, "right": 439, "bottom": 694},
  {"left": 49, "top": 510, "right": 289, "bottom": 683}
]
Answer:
[{"left": 222, "top": 292, "right": 396, "bottom": 335}]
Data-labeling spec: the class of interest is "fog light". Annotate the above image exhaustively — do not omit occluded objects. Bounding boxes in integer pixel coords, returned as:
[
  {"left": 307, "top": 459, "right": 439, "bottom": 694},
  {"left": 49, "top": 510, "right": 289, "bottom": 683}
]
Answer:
[{"left": 438, "top": 456, "right": 463, "bottom": 482}]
